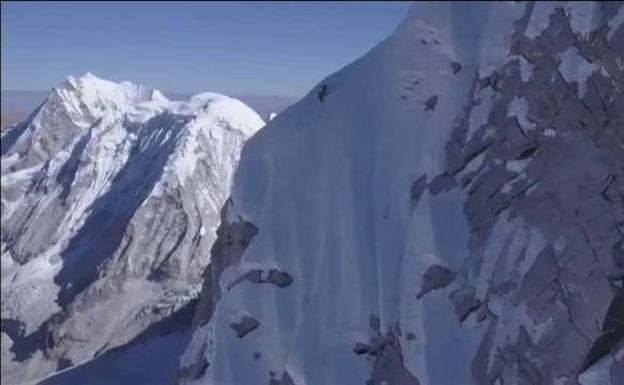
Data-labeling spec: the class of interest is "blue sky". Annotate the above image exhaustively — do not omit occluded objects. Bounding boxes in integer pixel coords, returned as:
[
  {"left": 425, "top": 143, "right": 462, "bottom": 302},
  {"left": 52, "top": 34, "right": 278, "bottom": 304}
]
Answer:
[{"left": 1, "top": 1, "right": 411, "bottom": 96}]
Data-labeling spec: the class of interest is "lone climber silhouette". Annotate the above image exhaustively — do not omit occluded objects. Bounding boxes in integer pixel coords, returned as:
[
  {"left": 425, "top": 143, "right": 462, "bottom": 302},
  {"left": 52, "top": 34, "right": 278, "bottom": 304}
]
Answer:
[{"left": 318, "top": 84, "right": 328, "bottom": 103}]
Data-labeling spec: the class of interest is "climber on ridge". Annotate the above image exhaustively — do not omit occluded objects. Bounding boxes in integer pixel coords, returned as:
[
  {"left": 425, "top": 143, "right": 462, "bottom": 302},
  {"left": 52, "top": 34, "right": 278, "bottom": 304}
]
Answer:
[{"left": 318, "top": 84, "right": 328, "bottom": 103}]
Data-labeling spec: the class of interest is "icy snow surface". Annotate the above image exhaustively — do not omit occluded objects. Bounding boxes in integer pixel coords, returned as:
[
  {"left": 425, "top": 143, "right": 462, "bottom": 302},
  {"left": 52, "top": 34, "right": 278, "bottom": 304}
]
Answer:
[{"left": 180, "top": 2, "right": 623, "bottom": 385}]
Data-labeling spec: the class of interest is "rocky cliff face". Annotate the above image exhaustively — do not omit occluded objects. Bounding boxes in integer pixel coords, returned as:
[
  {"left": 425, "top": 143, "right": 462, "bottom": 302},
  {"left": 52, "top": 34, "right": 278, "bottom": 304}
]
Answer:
[
  {"left": 0, "top": 74, "right": 264, "bottom": 384},
  {"left": 179, "top": 2, "right": 623, "bottom": 384}
]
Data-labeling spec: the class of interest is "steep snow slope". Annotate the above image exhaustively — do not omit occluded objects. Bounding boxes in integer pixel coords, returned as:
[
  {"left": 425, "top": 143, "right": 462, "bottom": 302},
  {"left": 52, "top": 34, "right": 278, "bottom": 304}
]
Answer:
[
  {"left": 179, "top": 2, "right": 623, "bottom": 385},
  {"left": 0, "top": 74, "right": 264, "bottom": 384}
]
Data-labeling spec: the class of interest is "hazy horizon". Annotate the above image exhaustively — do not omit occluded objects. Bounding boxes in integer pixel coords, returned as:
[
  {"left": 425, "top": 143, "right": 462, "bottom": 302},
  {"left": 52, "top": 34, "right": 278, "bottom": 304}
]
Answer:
[{"left": 0, "top": 88, "right": 300, "bottom": 127}]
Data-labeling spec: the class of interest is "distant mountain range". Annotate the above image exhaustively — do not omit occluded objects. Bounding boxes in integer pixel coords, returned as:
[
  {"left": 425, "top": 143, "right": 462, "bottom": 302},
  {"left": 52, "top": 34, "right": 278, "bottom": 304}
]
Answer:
[{"left": 1, "top": 90, "right": 298, "bottom": 127}]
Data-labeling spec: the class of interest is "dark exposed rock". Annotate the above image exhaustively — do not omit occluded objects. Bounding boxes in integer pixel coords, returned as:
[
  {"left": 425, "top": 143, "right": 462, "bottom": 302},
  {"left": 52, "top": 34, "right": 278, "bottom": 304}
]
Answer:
[
  {"left": 603, "top": 295, "right": 624, "bottom": 332},
  {"left": 266, "top": 270, "right": 293, "bottom": 288},
  {"left": 451, "top": 61, "right": 462, "bottom": 74},
  {"left": 241, "top": 269, "right": 264, "bottom": 284},
  {"left": 353, "top": 342, "right": 370, "bottom": 355},
  {"left": 440, "top": 4, "right": 624, "bottom": 383},
  {"left": 476, "top": 305, "right": 490, "bottom": 323},
  {"left": 449, "top": 286, "right": 481, "bottom": 323},
  {"left": 195, "top": 359, "right": 210, "bottom": 380},
  {"left": 579, "top": 294, "right": 624, "bottom": 373},
  {"left": 601, "top": 174, "right": 622, "bottom": 204},
  {"left": 428, "top": 173, "right": 456, "bottom": 195},
  {"left": 514, "top": 145, "right": 538, "bottom": 160},
  {"left": 367, "top": 332, "right": 420, "bottom": 385},
  {"left": 230, "top": 316, "right": 260, "bottom": 339},
  {"left": 178, "top": 356, "right": 209, "bottom": 381},
  {"left": 56, "top": 357, "right": 72, "bottom": 371},
  {"left": 270, "top": 371, "right": 296, "bottom": 385},
  {"left": 423, "top": 95, "right": 438, "bottom": 111},
  {"left": 55, "top": 127, "right": 93, "bottom": 204},
  {"left": 416, "top": 264, "right": 456, "bottom": 299},
  {"left": 193, "top": 199, "right": 259, "bottom": 329},
  {"left": 480, "top": 70, "right": 501, "bottom": 91},
  {"left": 514, "top": 246, "right": 559, "bottom": 306},
  {"left": 410, "top": 174, "right": 428, "bottom": 208},
  {"left": 233, "top": 268, "right": 293, "bottom": 289},
  {"left": 613, "top": 240, "right": 624, "bottom": 273},
  {"left": 281, "top": 372, "right": 296, "bottom": 385},
  {"left": 353, "top": 322, "right": 420, "bottom": 384},
  {"left": 580, "top": 329, "right": 624, "bottom": 374}
]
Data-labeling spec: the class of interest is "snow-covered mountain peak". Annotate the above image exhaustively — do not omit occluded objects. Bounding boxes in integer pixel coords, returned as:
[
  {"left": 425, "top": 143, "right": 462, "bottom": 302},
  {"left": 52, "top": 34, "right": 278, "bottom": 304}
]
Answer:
[
  {"left": 189, "top": 93, "right": 265, "bottom": 137},
  {"left": 1, "top": 75, "right": 265, "bottom": 384},
  {"left": 52, "top": 72, "right": 164, "bottom": 121},
  {"left": 1, "top": 74, "right": 174, "bottom": 169},
  {"left": 125, "top": 91, "right": 263, "bottom": 135}
]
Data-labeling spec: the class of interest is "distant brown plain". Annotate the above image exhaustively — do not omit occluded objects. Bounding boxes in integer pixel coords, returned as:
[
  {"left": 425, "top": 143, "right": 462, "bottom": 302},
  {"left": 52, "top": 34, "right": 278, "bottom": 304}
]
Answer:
[{"left": 1, "top": 108, "right": 26, "bottom": 129}]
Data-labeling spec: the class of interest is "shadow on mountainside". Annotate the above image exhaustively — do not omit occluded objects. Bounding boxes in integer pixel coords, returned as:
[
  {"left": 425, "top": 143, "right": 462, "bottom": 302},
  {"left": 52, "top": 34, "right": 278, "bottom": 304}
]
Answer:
[
  {"left": 39, "top": 299, "right": 198, "bottom": 385},
  {"left": 54, "top": 112, "right": 191, "bottom": 308}
]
